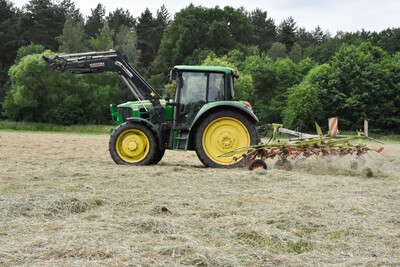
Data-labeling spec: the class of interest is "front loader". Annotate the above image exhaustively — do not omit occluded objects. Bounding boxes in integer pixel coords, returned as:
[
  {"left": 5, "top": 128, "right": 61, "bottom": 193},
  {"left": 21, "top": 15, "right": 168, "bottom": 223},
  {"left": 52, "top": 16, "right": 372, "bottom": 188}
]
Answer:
[{"left": 43, "top": 50, "right": 259, "bottom": 168}]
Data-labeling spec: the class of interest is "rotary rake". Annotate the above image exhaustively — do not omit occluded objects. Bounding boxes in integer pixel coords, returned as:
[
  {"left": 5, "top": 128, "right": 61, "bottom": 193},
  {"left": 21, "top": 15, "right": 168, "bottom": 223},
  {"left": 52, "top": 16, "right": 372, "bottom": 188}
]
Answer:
[{"left": 219, "top": 119, "right": 384, "bottom": 171}]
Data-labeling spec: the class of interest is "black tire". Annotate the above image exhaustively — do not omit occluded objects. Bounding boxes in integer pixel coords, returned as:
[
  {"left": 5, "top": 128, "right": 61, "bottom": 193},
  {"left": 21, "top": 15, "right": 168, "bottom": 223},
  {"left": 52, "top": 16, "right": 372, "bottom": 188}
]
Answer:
[
  {"left": 274, "top": 158, "right": 293, "bottom": 171},
  {"left": 109, "top": 122, "right": 160, "bottom": 165},
  {"left": 243, "top": 150, "right": 258, "bottom": 168},
  {"left": 195, "top": 110, "right": 258, "bottom": 168},
  {"left": 150, "top": 147, "right": 165, "bottom": 165},
  {"left": 248, "top": 159, "right": 267, "bottom": 171}
]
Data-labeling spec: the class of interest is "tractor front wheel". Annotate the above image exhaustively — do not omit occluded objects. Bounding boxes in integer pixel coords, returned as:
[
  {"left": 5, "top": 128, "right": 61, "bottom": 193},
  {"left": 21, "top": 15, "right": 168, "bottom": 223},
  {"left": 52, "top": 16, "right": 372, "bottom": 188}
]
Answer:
[
  {"left": 109, "top": 122, "right": 161, "bottom": 165},
  {"left": 195, "top": 110, "right": 258, "bottom": 168}
]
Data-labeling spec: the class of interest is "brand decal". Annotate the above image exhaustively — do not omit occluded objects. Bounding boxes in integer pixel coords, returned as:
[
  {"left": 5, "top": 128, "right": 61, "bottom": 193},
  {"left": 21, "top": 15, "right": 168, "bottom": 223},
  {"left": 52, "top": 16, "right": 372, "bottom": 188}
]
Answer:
[
  {"left": 90, "top": 62, "right": 105, "bottom": 68},
  {"left": 115, "top": 61, "right": 133, "bottom": 78}
]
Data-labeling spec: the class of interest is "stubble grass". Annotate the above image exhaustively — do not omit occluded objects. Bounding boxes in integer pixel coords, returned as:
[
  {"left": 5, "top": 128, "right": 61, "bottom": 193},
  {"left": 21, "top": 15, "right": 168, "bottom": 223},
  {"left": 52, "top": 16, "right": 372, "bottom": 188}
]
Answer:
[{"left": 0, "top": 131, "right": 399, "bottom": 266}]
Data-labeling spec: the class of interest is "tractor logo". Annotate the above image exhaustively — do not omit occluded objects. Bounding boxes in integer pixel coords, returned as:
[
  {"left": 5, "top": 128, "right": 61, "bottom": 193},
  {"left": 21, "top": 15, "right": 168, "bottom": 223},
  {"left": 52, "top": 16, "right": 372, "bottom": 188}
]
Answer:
[{"left": 90, "top": 62, "right": 105, "bottom": 68}]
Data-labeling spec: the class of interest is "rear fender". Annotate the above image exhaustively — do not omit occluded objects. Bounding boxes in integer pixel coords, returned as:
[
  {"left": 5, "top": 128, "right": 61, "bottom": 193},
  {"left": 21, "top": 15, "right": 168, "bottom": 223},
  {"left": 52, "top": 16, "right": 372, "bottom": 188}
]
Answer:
[{"left": 190, "top": 102, "right": 259, "bottom": 130}]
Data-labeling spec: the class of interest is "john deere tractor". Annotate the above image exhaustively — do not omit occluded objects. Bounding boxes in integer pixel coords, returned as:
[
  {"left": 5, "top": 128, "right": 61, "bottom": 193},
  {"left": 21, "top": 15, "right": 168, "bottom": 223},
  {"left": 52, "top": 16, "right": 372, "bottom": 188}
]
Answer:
[{"left": 44, "top": 50, "right": 259, "bottom": 168}]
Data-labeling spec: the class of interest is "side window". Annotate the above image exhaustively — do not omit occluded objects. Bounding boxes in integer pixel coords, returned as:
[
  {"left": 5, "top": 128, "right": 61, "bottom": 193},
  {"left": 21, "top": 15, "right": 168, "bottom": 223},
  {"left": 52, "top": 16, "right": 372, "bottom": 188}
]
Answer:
[
  {"left": 180, "top": 72, "right": 207, "bottom": 104},
  {"left": 177, "top": 72, "right": 207, "bottom": 127},
  {"left": 208, "top": 73, "right": 224, "bottom": 102}
]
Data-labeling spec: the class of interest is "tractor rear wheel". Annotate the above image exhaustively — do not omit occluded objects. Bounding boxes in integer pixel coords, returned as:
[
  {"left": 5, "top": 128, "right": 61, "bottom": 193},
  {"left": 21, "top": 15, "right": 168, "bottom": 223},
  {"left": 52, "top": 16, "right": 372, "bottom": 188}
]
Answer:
[
  {"left": 195, "top": 110, "right": 258, "bottom": 168},
  {"left": 109, "top": 122, "right": 161, "bottom": 165}
]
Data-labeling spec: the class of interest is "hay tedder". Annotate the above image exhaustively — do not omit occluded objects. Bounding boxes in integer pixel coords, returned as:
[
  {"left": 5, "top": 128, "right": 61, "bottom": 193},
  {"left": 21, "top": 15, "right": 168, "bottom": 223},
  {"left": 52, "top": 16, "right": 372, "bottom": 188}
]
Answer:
[{"left": 219, "top": 118, "right": 384, "bottom": 171}]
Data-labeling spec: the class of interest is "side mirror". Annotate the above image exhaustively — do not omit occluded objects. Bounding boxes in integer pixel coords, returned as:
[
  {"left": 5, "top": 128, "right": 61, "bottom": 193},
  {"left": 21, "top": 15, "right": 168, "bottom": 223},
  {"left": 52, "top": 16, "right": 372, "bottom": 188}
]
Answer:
[{"left": 168, "top": 69, "right": 174, "bottom": 84}]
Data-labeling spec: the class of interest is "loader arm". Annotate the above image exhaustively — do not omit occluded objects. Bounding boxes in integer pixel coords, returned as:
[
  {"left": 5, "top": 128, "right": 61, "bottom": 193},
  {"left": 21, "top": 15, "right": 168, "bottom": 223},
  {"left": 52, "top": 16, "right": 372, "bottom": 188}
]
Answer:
[{"left": 43, "top": 50, "right": 166, "bottom": 124}]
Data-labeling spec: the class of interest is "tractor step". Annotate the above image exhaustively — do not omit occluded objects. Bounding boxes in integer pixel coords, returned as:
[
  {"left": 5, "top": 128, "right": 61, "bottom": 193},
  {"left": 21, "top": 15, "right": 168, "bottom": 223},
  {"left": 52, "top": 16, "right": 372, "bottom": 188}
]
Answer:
[{"left": 173, "top": 130, "right": 189, "bottom": 150}]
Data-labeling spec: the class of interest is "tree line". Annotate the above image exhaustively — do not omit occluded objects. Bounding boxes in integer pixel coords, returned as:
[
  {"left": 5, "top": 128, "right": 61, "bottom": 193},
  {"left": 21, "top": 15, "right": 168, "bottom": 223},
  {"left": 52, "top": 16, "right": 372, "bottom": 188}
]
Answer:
[{"left": 1, "top": 0, "right": 399, "bottom": 133}]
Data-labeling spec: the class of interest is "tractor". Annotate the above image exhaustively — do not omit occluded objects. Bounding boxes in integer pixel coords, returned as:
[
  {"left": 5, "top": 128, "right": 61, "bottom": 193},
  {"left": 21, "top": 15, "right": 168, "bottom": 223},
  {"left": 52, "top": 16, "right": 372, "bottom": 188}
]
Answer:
[{"left": 43, "top": 50, "right": 259, "bottom": 168}]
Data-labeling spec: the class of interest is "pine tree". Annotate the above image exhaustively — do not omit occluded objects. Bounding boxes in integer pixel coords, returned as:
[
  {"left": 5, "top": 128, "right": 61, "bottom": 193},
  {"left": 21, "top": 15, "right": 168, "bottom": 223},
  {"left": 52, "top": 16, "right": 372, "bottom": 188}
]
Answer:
[
  {"left": 249, "top": 8, "right": 276, "bottom": 52},
  {"left": 19, "top": 0, "right": 65, "bottom": 51},
  {"left": 312, "top": 26, "right": 330, "bottom": 45},
  {"left": 107, "top": 8, "right": 135, "bottom": 34},
  {"left": 0, "top": 0, "right": 21, "bottom": 70},
  {"left": 277, "top": 16, "right": 297, "bottom": 52},
  {"left": 0, "top": 0, "right": 22, "bottom": 115},
  {"left": 136, "top": 8, "right": 157, "bottom": 73},
  {"left": 156, "top": 4, "right": 171, "bottom": 36},
  {"left": 58, "top": 0, "right": 83, "bottom": 22},
  {"left": 85, "top": 3, "right": 106, "bottom": 38}
]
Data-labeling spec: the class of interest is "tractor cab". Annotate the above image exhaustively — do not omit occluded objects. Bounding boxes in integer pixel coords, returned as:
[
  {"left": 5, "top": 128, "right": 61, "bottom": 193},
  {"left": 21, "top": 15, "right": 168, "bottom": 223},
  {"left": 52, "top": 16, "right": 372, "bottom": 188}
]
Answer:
[{"left": 170, "top": 66, "right": 238, "bottom": 129}]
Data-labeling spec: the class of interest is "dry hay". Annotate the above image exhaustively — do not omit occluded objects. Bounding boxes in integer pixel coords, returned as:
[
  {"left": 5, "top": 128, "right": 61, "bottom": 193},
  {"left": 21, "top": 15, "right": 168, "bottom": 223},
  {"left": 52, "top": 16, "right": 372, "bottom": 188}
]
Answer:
[{"left": 0, "top": 132, "right": 399, "bottom": 266}]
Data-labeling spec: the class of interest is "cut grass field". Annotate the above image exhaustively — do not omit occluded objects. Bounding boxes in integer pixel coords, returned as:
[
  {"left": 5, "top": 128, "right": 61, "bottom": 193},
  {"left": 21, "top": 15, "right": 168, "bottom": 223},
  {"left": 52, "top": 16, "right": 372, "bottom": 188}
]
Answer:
[{"left": 0, "top": 131, "right": 399, "bottom": 265}]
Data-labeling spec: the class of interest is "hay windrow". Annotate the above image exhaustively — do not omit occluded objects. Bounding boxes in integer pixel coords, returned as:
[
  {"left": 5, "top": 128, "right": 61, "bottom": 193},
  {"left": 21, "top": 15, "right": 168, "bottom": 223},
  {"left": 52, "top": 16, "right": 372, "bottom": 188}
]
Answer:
[{"left": 0, "top": 132, "right": 399, "bottom": 266}]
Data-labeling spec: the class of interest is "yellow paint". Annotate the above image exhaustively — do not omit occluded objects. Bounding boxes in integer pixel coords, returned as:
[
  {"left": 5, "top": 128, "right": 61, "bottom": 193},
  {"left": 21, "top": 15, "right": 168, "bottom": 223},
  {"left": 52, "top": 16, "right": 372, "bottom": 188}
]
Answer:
[
  {"left": 116, "top": 129, "right": 149, "bottom": 163},
  {"left": 130, "top": 102, "right": 166, "bottom": 108},
  {"left": 315, "top": 122, "right": 323, "bottom": 136},
  {"left": 202, "top": 117, "right": 250, "bottom": 165}
]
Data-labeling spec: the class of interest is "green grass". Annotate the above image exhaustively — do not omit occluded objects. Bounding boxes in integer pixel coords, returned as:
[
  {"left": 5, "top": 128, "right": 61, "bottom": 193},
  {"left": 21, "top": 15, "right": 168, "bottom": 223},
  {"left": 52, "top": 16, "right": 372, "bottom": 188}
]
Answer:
[
  {"left": 236, "top": 230, "right": 314, "bottom": 254},
  {"left": 0, "top": 120, "right": 113, "bottom": 135},
  {"left": 328, "top": 229, "right": 357, "bottom": 241}
]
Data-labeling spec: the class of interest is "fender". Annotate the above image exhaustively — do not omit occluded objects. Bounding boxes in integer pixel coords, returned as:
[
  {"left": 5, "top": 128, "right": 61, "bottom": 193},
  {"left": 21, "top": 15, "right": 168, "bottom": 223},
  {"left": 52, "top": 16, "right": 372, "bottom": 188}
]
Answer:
[
  {"left": 125, "top": 117, "right": 164, "bottom": 150},
  {"left": 190, "top": 102, "right": 259, "bottom": 131}
]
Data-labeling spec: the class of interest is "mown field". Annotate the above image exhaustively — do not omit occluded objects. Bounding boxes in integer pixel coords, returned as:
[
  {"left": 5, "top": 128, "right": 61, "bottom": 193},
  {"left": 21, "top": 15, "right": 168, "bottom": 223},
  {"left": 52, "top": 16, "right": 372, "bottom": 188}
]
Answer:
[{"left": 0, "top": 131, "right": 399, "bottom": 266}]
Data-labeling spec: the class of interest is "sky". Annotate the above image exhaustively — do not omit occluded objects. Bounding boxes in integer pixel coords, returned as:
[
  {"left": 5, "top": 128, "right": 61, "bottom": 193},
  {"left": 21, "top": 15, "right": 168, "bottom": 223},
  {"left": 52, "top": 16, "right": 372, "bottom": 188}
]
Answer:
[{"left": 11, "top": 0, "right": 400, "bottom": 34}]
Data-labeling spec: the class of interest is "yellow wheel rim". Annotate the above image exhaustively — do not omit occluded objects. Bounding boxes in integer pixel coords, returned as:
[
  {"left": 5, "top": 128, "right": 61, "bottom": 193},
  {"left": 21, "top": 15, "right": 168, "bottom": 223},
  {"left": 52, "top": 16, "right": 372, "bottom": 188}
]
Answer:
[
  {"left": 116, "top": 129, "right": 149, "bottom": 163},
  {"left": 202, "top": 117, "right": 250, "bottom": 165}
]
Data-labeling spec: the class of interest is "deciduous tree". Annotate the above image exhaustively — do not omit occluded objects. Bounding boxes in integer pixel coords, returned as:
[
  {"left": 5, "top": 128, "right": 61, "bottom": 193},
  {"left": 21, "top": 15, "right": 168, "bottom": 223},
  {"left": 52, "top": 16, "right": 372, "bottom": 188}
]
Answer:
[{"left": 57, "top": 16, "right": 88, "bottom": 53}]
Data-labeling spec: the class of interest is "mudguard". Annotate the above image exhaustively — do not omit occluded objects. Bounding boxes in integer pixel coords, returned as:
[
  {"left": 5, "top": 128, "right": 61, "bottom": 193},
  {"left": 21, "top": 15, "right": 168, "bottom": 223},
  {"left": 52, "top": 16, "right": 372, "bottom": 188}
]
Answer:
[{"left": 190, "top": 101, "right": 259, "bottom": 131}]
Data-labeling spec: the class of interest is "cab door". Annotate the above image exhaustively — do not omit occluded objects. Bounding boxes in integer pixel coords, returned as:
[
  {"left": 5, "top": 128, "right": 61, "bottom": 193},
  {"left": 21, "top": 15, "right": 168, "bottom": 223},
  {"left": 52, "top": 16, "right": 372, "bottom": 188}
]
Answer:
[{"left": 174, "top": 71, "right": 208, "bottom": 129}]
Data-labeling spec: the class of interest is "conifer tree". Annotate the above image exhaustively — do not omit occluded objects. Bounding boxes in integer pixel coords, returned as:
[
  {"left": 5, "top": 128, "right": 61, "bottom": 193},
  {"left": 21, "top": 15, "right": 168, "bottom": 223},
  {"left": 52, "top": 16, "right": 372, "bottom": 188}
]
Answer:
[{"left": 85, "top": 3, "right": 106, "bottom": 38}]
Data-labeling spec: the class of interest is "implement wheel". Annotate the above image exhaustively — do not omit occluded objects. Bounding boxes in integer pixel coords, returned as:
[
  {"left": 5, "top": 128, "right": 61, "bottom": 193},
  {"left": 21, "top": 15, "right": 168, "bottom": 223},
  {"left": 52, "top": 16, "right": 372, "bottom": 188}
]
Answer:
[
  {"left": 109, "top": 122, "right": 161, "bottom": 165},
  {"left": 248, "top": 159, "right": 267, "bottom": 171},
  {"left": 195, "top": 110, "right": 258, "bottom": 168}
]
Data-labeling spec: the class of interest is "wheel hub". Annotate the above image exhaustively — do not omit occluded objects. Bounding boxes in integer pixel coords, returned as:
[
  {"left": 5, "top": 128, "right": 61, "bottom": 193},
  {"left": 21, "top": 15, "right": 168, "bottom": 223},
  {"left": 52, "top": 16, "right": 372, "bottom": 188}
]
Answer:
[
  {"left": 127, "top": 140, "right": 138, "bottom": 151},
  {"left": 121, "top": 135, "right": 144, "bottom": 157},
  {"left": 219, "top": 133, "right": 234, "bottom": 149}
]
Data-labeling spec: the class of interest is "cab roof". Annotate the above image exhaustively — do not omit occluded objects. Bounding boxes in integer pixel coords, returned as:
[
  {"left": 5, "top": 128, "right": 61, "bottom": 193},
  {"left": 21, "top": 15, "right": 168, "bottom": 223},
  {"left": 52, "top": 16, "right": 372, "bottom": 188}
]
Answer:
[{"left": 173, "top": 65, "right": 235, "bottom": 75}]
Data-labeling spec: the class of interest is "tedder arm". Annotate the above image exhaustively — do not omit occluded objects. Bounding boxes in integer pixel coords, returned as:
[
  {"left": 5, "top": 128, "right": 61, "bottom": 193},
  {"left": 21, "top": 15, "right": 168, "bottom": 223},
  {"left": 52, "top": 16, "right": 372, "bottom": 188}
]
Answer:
[{"left": 43, "top": 50, "right": 166, "bottom": 124}]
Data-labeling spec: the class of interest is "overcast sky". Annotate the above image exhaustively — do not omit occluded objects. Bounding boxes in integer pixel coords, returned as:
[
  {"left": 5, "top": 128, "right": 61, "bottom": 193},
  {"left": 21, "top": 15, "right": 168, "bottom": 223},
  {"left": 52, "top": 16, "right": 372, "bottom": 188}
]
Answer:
[{"left": 11, "top": 0, "right": 400, "bottom": 34}]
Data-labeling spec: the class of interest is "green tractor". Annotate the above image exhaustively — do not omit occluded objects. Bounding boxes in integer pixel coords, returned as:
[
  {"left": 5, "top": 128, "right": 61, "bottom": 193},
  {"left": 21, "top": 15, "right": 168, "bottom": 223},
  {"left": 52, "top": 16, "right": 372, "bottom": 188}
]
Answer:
[{"left": 44, "top": 50, "right": 259, "bottom": 168}]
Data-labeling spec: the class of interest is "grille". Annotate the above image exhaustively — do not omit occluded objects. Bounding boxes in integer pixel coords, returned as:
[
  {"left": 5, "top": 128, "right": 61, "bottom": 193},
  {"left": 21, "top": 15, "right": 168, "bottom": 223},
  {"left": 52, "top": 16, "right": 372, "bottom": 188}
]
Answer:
[
  {"left": 139, "top": 108, "right": 149, "bottom": 119},
  {"left": 117, "top": 107, "right": 133, "bottom": 121}
]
